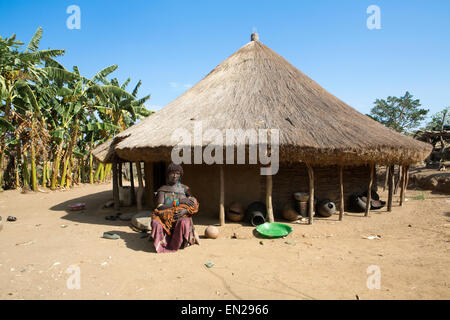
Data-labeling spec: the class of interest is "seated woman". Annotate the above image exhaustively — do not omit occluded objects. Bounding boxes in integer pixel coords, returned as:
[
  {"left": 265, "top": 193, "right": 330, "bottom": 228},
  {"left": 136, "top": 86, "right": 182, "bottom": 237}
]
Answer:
[{"left": 150, "top": 163, "right": 200, "bottom": 253}]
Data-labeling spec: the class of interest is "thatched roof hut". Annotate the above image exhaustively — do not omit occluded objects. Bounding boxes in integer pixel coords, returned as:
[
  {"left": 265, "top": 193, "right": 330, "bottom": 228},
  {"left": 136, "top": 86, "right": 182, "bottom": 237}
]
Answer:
[
  {"left": 93, "top": 33, "right": 432, "bottom": 224},
  {"left": 95, "top": 33, "right": 431, "bottom": 166}
]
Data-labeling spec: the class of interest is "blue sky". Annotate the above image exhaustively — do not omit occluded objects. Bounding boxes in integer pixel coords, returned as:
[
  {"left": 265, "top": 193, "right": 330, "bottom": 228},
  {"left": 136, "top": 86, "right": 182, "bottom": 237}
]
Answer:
[{"left": 1, "top": 0, "right": 449, "bottom": 123}]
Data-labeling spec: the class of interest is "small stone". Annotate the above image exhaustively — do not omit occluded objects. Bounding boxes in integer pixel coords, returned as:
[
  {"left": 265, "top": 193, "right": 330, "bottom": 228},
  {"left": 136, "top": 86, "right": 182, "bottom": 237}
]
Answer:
[
  {"left": 131, "top": 211, "right": 152, "bottom": 231},
  {"left": 259, "top": 241, "right": 264, "bottom": 245},
  {"left": 204, "top": 262, "right": 214, "bottom": 268},
  {"left": 408, "top": 224, "right": 412, "bottom": 228}
]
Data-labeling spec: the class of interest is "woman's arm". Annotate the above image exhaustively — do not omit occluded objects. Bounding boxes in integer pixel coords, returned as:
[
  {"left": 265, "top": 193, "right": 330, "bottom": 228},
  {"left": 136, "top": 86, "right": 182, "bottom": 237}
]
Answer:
[
  {"left": 179, "top": 186, "right": 195, "bottom": 206},
  {"left": 156, "top": 191, "right": 173, "bottom": 210},
  {"left": 155, "top": 191, "right": 186, "bottom": 219}
]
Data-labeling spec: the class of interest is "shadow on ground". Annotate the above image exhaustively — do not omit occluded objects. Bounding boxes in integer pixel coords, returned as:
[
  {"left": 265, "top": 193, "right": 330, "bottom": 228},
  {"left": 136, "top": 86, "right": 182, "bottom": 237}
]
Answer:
[
  {"left": 49, "top": 189, "right": 249, "bottom": 228},
  {"left": 49, "top": 189, "right": 153, "bottom": 227},
  {"left": 104, "top": 228, "right": 157, "bottom": 253}
]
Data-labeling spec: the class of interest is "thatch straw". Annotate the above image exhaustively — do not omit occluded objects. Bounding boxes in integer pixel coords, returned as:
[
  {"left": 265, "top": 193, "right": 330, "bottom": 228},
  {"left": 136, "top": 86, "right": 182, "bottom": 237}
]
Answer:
[
  {"left": 96, "top": 35, "right": 432, "bottom": 165},
  {"left": 92, "top": 135, "right": 130, "bottom": 163}
]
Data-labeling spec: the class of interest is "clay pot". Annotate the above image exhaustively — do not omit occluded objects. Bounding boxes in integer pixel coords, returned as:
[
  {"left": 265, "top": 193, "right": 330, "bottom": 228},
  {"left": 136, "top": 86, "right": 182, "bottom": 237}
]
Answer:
[
  {"left": 317, "top": 199, "right": 336, "bottom": 217},
  {"left": 360, "top": 196, "right": 386, "bottom": 210},
  {"left": 226, "top": 202, "right": 245, "bottom": 222},
  {"left": 246, "top": 201, "right": 267, "bottom": 226},
  {"left": 298, "top": 201, "right": 308, "bottom": 217},
  {"left": 282, "top": 203, "right": 299, "bottom": 221},
  {"left": 205, "top": 226, "right": 219, "bottom": 239},
  {"left": 294, "top": 192, "right": 309, "bottom": 202}
]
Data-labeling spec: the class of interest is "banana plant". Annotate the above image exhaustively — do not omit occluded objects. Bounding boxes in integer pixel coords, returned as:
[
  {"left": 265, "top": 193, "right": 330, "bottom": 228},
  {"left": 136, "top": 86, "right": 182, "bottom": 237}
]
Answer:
[
  {"left": 0, "top": 27, "right": 154, "bottom": 190},
  {"left": 0, "top": 27, "right": 64, "bottom": 190}
]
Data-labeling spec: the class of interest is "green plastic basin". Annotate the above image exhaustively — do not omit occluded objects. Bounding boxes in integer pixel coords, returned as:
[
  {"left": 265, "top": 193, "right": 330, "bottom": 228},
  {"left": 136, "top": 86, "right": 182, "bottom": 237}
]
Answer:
[{"left": 256, "top": 222, "right": 293, "bottom": 238}]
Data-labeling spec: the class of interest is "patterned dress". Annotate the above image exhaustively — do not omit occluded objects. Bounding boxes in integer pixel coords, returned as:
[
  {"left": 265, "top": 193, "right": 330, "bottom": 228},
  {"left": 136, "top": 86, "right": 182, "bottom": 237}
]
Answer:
[{"left": 150, "top": 183, "right": 197, "bottom": 253}]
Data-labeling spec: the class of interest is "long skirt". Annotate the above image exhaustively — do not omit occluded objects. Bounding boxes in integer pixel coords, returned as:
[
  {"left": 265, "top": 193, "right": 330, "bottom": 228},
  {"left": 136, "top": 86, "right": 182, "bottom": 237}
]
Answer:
[{"left": 150, "top": 216, "right": 196, "bottom": 253}]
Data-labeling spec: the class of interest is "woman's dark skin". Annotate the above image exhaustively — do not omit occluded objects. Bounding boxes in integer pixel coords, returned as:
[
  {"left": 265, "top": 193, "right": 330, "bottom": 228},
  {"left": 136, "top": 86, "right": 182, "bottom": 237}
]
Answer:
[{"left": 156, "top": 170, "right": 195, "bottom": 220}]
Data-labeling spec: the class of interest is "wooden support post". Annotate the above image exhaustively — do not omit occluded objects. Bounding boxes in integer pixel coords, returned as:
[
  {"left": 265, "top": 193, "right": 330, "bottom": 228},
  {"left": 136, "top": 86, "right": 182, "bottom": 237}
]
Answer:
[
  {"left": 118, "top": 162, "right": 123, "bottom": 187},
  {"left": 383, "top": 165, "right": 389, "bottom": 191},
  {"left": 306, "top": 163, "right": 314, "bottom": 225},
  {"left": 144, "top": 162, "right": 155, "bottom": 208},
  {"left": 387, "top": 164, "right": 394, "bottom": 212},
  {"left": 365, "top": 164, "right": 374, "bottom": 217},
  {"left": 136, "top": 161, "right": 144, "bottom": 211},
  {"left": 129, "top": 162, "right": 136, "bottom": 205},
  {"left": 399, "top": 165, "right": 405, "bottom": 206},
  {"left": 404, "top": 165, "right": 409, "bottom": 198},
  {"left": 399, "top": 165, "right": 409, "bottom": 206},
  {"left": 339, "top": 166, "right": 344, "bottom": 221},
  {"left": 394, "top": 165, "right": 402, "bottom": 195},
  {"left": 439, "top": 111, "right": 447, "bottom": 170},
  {"left": 219, "top": 166, "right": 225, "bottom": 226},
  {"left": 112, "top": 158, "right": 120, "bottom": 212},
  {"left": 266, "top": 174, "right": 274, "bottom": 223}
]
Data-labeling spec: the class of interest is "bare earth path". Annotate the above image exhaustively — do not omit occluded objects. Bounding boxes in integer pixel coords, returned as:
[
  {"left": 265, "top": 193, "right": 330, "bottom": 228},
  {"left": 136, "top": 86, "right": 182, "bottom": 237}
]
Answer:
[{"left": 0, "top": 183, "right": 449, "bottom": 300}]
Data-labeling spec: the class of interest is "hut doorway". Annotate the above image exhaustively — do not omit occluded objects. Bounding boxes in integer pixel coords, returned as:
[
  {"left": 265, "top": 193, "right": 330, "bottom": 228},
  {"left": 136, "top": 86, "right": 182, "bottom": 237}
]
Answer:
[{"left": 153, "top": 161, "right": 167, "bottom": 191}]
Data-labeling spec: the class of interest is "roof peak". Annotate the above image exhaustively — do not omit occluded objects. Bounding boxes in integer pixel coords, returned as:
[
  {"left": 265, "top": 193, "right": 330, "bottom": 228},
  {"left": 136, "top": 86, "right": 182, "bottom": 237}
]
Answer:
[{"left": 251, "top": 32, "right": 259, "bottom": 42}]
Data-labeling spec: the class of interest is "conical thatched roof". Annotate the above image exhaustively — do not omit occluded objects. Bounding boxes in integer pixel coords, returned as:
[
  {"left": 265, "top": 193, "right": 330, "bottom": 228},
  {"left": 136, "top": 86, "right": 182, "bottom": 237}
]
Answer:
[{"left": 94, "top": 34, "right": 431, "bottom": 166}]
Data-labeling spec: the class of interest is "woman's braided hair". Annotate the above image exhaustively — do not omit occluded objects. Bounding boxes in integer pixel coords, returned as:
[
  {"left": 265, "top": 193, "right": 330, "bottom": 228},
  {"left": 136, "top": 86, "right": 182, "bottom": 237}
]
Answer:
[{"left": 166, "top": 163, "right": 184, "bottom": 177}]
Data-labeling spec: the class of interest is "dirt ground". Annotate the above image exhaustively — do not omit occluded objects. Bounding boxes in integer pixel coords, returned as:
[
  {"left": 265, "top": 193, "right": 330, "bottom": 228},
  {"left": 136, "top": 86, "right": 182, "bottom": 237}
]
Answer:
[{"left": 0, "top": 182, "right": 449, "bottom": 300}]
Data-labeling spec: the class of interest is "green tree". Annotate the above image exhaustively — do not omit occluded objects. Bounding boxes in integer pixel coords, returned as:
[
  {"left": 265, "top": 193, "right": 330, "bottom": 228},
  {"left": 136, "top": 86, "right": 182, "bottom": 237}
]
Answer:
[
  {"left": 368, "top": 91, "right": 429, "bottom": 133},
  {"left": 426, "top": 107, "right": 450, "bottom": 131}
]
